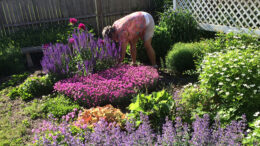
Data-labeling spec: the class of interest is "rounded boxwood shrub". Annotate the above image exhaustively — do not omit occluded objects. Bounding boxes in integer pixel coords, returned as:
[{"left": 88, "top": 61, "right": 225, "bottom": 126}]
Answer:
[
  {"left": 199, "top": 49, "right": 260, "bottom": 122},
  {"left": 165, "top": 42, "right": 205, "bottom": 73},
  {"left": 136, "top": 25, "right": 172, "bottom": 64}
]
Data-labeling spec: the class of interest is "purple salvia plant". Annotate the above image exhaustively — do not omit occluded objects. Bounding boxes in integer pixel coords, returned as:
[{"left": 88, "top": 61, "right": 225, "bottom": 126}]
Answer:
[{"left": 41, "top": 28, "right": 121, "bottom": 76}]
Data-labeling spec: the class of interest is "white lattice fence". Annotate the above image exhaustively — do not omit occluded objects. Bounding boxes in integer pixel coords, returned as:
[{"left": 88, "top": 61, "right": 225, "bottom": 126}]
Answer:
[{"left": 174, "top": 0, "right": 260, "bottom": 35}]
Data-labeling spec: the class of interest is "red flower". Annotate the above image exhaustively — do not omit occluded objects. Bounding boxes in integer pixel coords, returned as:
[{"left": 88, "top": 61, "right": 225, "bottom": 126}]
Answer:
[
  {"left": 69, "top": 18, "right": 78, "bottom": 25},
  {"left": 78, "top": 23, "right": 86, "bottom": 30}
]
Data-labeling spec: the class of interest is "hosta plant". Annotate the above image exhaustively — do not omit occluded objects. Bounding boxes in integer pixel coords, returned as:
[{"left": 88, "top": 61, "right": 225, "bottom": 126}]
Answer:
[
  {"left": 54, "top": 65, "right": 159, "bottom": 107},
  {"left": 127, "top": 90, "right": 175, "bottom": 130},
  {"left": 76, "top": 104, "right": 126, "bottom": 128}
]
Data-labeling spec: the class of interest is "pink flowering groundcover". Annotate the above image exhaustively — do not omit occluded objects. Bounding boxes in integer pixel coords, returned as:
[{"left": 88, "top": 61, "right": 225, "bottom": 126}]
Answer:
[{"left": 54, "top": 65, "right": 159, "bottom": 107}]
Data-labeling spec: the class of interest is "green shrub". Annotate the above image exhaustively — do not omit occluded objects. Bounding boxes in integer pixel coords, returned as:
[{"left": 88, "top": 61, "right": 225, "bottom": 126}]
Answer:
[
  {"left": 136, "top": 25, "right": 172, "bottom": 64},
  {"left": 24, "top": 99, "right": 45, "bottom": 120},
  {"left": 7, "top": 88, "right": 19, "bottom": 100},
  {"left": 17, "top": 74, "right": 57, "bottom": 101},
  {"left": 25, "top": 94, "right": 80, "bottom": 119},
  {"left": 42, "top": 94, "right": 80, "bottom": 118},
  {"left": 199, "top": 49, "right": 260, "bottom": 122},
  {"left": 127, "top": 90, "right": 175, "bottom": 131},
  {"left": 180, "top": 84, "right": 214, "bottom": 122},
  {"left": 159, "top": 8, "right": 199, "bottom": 43},
  {"left": 165, "top": 42, "right": 205, "bottom": 73}
]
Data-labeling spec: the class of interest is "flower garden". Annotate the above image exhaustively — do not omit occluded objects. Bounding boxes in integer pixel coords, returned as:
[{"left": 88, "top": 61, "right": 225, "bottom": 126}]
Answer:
[{"left": 0, "top": 6, "right": 259, "bottom": 146}]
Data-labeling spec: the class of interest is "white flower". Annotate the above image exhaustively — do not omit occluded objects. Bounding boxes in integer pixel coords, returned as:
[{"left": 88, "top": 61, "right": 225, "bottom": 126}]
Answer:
[
  {"left": 253, "top": 112, "right": 260, "bottom": 117},
  {"left": 226, "top": 78, "right": 231, "bottom": 81},
  {"left": 241, "top": 74, "right": 245, "bottom": 77},
  {"left": 246, "top": 129, "right": 251, "bottom": 133},
  {"left": 235, "top": 77, "right": 240, "bottom": 80},
  {"left": 226, "top": 92, "right": 230, "bottom": 95},
  {"left": 250, "top": 84, "right": 255, "bottom": 87},
  {"left": 219, "top": 82, "right": 224, "bottom": 86}
]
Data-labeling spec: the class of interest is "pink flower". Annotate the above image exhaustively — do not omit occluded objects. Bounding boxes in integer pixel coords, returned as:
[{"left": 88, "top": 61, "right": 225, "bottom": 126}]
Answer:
[
  {"left": 69, "top": 18, "right": 77, "bottom": 25},
  {"left": 69, "top": 38, "right": 75, "bottom": 44},
  {"left": 54, "top": 65, "right": 159, "bottom": 107},
  {"left": 78, "top": 23, "right": 86, "bottom": 30}
]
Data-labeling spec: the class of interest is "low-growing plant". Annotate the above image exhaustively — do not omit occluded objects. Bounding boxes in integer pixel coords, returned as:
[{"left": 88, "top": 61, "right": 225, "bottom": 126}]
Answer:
[
  {"left": 76, "top": 104, "right": 126, "bottom": 128},
  {"left": 24, "top": 94, "right": 80, "bottom": 119},
  {"left": 7, "top": 88, "right": 20, "bottom": 100},
  {"left": 0, "top": 72, "right": 29, "bottom": 90},
  {"left": 127, "top": 90, "right": 175, "bottom": 130},
  {"left": 16, "top": 74, "right": 57, "bottom": 101},
  {"left": 32, "top": 113, "right": 247, "bottom": 145},
  {"left": 42, "top": 94, "right": 80, "bottom": 119},
  {"left": 54, "top": 65, "right": 159, "bottom": 107},
  {"left": 24, "top": 99, "right": 45, "bottom": 119},
  {"left": 166, "top": 42, "right": 205, "bottom": 73}
]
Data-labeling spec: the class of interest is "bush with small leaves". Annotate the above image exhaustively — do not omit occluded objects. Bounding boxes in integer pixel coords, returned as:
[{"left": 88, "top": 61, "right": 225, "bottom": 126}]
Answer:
[
  {"left": 166, "top": 42, "right": 205, "bottom": 73},
  {"left": 42, "top": 94, "right": 80, "bottom": 119},
  {"left": 17, "top": 74, "right": 57, "bottom": 101},
  {"left": 199, "top": 49, "right": 260, "bottom": 122}
]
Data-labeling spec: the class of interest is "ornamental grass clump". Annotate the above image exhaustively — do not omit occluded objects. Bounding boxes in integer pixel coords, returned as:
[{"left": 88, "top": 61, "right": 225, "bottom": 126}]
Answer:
[
  {"left": 54, "top": 65, "right": 159, "bottom": 107},
  {"left": 32, "top": 113, "right": 247, "bottom": 145}
]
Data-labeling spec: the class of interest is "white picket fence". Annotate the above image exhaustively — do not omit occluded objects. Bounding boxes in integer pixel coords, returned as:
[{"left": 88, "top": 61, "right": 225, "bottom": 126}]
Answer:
[{"left": 173, "top": 0, "right": 260, "bottom": 35}]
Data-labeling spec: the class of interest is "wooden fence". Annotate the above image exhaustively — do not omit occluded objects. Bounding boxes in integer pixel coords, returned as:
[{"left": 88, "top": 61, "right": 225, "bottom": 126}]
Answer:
[{"left": 0, "top": 0, "right": 154, "bottom": 37}]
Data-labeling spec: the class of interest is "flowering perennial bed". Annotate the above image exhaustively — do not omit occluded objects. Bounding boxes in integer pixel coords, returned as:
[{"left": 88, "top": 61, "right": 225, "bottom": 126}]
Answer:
[
  {"left": 32, "top": 114, "right": 247, "bottom": 145},
  {"left": 54, "top": 65, "right": 159, "bottom": 107}
]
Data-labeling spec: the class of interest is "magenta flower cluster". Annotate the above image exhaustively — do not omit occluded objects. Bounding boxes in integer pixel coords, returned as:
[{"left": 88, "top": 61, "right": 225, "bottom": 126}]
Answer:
[
  {"left": 32, "top": 113, "right": 247, "bottom": 145},
  {"left": 54, "top": 65, "right": 159, "bottom": 107}
]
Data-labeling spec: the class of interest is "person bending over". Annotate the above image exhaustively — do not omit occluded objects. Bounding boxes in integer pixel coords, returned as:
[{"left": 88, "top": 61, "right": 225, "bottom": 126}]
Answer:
[{"left": 102, "top": 11, "right": 157, "bottom": 67}]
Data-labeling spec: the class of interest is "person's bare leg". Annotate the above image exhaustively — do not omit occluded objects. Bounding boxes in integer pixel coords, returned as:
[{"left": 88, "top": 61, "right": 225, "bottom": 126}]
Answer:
[
  {"left": 144, "top": 38, "right": 156, "bottom": 66},
  {"left": 130, "top": 40, "right": 137, "bottom": 65},
  {"left": 119, "top": 42, "right": 128, "bottom": 63}
]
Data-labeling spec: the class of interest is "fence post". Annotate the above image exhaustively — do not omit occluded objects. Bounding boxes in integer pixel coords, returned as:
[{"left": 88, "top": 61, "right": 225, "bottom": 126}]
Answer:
[
  {"left": 173, "top": 0, "right": 177, "bottom": 10},
  {"left": 95, "top": 0, "right": 103, "bottom": 36}
]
